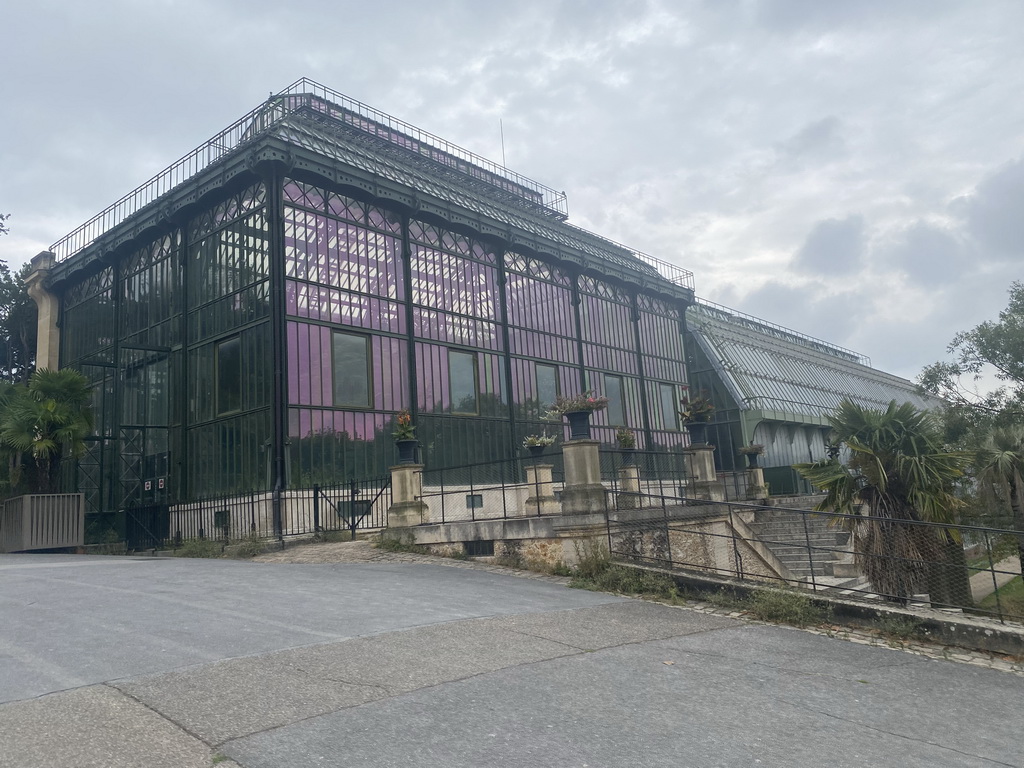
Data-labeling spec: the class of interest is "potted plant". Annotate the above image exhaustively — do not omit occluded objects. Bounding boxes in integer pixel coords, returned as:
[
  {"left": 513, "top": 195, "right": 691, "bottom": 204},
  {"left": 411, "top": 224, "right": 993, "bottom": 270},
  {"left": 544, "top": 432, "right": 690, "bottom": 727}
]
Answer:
[
  {"left": 522, "top": 432, "right": 557, "bottom": 458},
  {"left": 679, "top": 390, "right": 715, "bottom": 445},
  {"left": 548, "top": 392, "right": 609, "bottom": 440},
  {"left": 392, "top": 409, "right": 418, "bottom": 464},
  {"left": 615, "top": 426, "right": 637, "bottom": 465},
  {"left": 738, "top": 442, "right": 765, "bottom": 468}
]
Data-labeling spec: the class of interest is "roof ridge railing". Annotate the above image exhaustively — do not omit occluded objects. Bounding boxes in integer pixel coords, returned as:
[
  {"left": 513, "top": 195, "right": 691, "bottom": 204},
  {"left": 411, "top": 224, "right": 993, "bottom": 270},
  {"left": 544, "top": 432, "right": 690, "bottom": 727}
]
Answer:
[
  {"left": 560, "top": 222, "right": 695, "bottom": 290},
  {"left": 693, "top": 297, "right": 871, "bottom": 366},
  {"left": 49, "top": 77, "right": 569, "bottom": 262}
]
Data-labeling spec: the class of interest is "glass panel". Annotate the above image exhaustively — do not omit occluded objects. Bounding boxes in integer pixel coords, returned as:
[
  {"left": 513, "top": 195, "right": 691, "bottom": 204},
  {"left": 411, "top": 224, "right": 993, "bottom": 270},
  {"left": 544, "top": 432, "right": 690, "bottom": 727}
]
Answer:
[
  {"left": 536, "top": 364, "right": 559, "bottom": 410},
  {"left": 659, "top": 383, "right": 678, "bottom": 430},
  {"left": 605, "top": 374, "right": 624, "bottom": 426},
  {"left": 216, "top": 337, "right": 241, "bottom": 415},
  {"left": 450, "top": 350, "right": 478, "bottom": 414},
  {"left": 333, "top": 332, "right": 371, "bottom": 408}
]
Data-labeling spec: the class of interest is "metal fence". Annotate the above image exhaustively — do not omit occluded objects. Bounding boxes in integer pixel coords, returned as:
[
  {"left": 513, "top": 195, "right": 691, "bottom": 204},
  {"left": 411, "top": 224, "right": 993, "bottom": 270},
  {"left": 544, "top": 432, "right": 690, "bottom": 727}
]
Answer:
[
  {"left": 123, "top": 476, "right": 391, "bottom": 551},
  {"left": 606, "top": 499, "right": 1024, "bottom": 624}
]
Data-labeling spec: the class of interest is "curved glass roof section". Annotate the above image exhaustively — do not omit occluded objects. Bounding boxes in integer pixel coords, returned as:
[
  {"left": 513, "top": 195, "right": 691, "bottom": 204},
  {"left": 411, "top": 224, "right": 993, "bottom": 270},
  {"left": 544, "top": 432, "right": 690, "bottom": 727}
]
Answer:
[{"left": 688, "top": 300, "right": 937, "bottom": 419}]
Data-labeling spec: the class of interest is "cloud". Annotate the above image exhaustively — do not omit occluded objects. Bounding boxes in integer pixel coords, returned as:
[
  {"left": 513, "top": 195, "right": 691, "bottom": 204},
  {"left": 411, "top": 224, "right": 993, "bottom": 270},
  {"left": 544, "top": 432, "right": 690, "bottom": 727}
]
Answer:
[
  {"left": 960, "top": 157, "right": 1024, "bottom": 260},
  {"left": 793, "top": 215, "right": 865, "bottom": 275},
  {"left": 879, "top": 221, "right": 967, "bottom": 287}
]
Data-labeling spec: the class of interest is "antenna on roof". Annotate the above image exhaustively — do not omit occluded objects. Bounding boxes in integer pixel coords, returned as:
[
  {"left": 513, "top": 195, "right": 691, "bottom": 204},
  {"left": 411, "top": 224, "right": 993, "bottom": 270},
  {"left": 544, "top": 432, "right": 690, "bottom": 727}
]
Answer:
[{"left": 500, "top": 119, "right": 507, "bottom": 167}]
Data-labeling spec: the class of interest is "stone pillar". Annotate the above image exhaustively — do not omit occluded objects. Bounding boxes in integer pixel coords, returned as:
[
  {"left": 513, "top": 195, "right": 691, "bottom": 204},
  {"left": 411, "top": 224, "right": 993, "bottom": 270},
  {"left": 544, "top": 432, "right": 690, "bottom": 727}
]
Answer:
[
  {"left": 560, "top": 439, "right": 608, "bottom": 515},
  {"left": 525, "top": 464, "right": 559, "bottom": 516},
  {"left": 24, "top": 251, "right": 59, "bottom": 371},
  {"left": 616, "top": 464, "right": 642, "bottom": 509},
  {"left": 387, "top": 464, "right": 430, "bottom": 527},
  {"left": 745, "top": 466, "right": 769, "bottom": 501},
  {"left": 683, "top": 445, "right": 724, "bottom": 502}
]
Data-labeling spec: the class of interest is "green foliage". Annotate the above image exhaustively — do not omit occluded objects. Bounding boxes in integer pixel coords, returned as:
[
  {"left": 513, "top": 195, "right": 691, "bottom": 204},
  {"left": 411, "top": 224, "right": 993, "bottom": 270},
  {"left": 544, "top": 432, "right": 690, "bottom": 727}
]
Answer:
[
  {"left": 313, "top": 529, "right": 355, "bottom": 543},
  {"left": 746, "top": 589, "right": 829, "bottom": 627},
  {"left": 0, "top": 368, "right": 94, "bottom": 494},
  {"left": 794, "top": 399, "right": 970, "bottom": 602},
  {"left": 229, "top": 533, "right": 266, "bottom": 558},
  {"left": 977, "top": 576, "right": 1024, "bottom": 618},
  {"left": 572, "top": 537, "right": 612, "bottom": 580},
  {"left": 171, "top": 538, "right": 224, "bottom": 558},
  {"left": 875, "top": 615, "right": 927, "bottom": 642},
  {"left": 919, "top": 281, "right": 1024, "bottom": 421},
  {"left": 378, "top": 530, "right": 419, "bottom": 552},
  {"left": 0, "top": 262, "right": 36, "bottom": 383}
]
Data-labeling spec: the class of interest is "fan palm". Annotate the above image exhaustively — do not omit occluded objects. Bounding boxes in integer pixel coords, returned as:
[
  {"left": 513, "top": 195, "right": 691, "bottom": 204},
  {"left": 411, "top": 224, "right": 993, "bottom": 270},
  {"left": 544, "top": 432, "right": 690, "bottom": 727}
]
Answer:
[
  {"left": 0, "top": 368, "right": 93, "bottom": 493},
  {"left": 975, "top": 428, "right": 1024, "bottom": 569},
  {"left": 794, "top": 400, "right": 969, "bottom": 603}
]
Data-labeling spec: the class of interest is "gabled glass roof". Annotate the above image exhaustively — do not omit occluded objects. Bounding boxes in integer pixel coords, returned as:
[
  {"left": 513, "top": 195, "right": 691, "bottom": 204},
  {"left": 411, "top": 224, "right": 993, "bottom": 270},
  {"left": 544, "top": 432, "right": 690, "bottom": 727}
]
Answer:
[{"left": 688, "top": 300, "right": 937, "bottom": 419}]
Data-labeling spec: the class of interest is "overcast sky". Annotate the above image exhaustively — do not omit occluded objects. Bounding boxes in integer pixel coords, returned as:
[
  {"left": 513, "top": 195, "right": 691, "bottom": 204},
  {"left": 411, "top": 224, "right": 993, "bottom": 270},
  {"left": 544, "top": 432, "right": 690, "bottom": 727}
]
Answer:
[{"left": 2, "top": 0, "right": 1022, "bottom": 383}]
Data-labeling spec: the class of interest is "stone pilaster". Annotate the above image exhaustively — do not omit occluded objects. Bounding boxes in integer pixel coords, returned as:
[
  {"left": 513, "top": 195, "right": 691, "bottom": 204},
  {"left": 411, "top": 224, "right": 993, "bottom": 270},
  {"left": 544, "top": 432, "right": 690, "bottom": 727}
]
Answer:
[
  {"left": 616, "top": 464, "right": 642, "bottom": 509},
  {"left": 745, "top": 466, "right": 769, "bottom": 501},
  {"left": 525, "top": 464, "right": 559, "bottom": 516},
  {"left": 24, "top": 251, "right": 59, "bottom": 371},
  {"left": 684, "top": 445, "right": 724, "bottom": 502},
  {"left": 560, "top": 439, "right": 608, "bottom": 515},
  {"left": 387, "top": 464, "right": 430, "bottom": 527}
]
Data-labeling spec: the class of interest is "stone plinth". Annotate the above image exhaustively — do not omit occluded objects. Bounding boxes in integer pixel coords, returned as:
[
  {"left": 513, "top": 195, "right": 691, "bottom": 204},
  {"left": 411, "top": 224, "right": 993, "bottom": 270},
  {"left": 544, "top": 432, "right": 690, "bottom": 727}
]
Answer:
[
  {"left": 745, "top": 466, "right": 768, "bottom": 501},
  {"left": 616, "top": 465, "right": 641, "bottom": 509},
  {"left": 525, "top": 464, "right": 559, "bottom": 516},
  {"left": 684, "top": 445, "right": 724, "bottom": 502},
  {"left": 25, "top": 251, "right": 59, "bottom": 371},
  {"left": 560, "top": 439, "right": 608, "bottom": 515},
  {"left": 387, "top": 463, "right": 429, "bottom": 527}
]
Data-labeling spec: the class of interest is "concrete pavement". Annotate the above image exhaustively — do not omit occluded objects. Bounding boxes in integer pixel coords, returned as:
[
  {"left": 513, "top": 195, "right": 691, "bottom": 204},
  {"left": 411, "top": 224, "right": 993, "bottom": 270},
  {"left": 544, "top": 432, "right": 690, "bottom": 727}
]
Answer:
[{"left": 1, "top": 553, "right": 1022, "bottom": 767}]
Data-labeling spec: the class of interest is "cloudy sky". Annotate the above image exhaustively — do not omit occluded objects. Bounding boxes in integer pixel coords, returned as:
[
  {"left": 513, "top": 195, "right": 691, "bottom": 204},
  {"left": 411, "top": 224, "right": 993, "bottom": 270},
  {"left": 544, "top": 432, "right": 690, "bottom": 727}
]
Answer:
[{"left": 2, "top": 0, "right": 1022, "bottom": 383}]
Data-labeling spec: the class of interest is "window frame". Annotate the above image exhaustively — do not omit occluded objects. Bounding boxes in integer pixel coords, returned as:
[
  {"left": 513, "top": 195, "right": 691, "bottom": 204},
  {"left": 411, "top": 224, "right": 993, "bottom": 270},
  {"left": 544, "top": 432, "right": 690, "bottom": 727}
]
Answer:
[
  {"left": 449, "top": 349, "right": 480, "bottom": 415},
  {"left": 331, "top": 330, "right": 373, "bottom": 409}
]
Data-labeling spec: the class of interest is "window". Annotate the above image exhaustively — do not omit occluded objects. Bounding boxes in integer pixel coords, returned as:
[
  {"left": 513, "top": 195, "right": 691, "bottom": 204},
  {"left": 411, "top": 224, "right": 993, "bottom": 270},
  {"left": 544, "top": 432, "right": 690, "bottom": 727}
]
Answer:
[
  {"left": 536, "top": 364, "right": 559, "bottom": 410},
  {"left": 605, "top": 374, "right": 624, "bottom": 426},
  {"left": 216, "top": 337, "right": 241, "bottom": 415},
  {"left": 450, "top": 350, "right": 478, "bottom": 414},
  {"left": 658, "top": 383, "right": 678, "bottom": 430},
  {"left": 332, "top": 332, "right": 371, "bottom": 407}
]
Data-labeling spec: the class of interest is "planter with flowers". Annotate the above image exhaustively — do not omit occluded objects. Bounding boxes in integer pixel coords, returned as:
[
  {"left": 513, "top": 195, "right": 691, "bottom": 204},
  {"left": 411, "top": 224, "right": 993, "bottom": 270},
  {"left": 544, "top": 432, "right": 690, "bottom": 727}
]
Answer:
[
  {"left": 679, "top": 390, "right": 715, "bottom": 445},
  {"left": 738, "top": 443, "right": 765, "bottom": 468},
  {"left": 522, "top": 432, "right": 557, "bottom": 458},
  {"left": 392, "top": 409, "right": 418, "bottom": 464},
  {"left": 548, "top": 392, "right": 609, "bottom": 440},
  {"left": 615, "top": 426, "right": 637, "bottom": 465}
]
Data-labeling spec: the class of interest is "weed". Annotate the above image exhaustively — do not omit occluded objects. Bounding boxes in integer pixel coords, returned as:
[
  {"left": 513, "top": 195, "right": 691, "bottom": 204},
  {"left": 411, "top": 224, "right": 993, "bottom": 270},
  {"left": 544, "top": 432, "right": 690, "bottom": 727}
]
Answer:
[
  {"left": 171, "top": 538, "right": 224, "bottom": 558},
  {"left": 313, "top": 529, "right": 354, "bottom": 543},
  {"left": 378, "top": 530, "right": 419, "bottom": 553},
  {"left": 229, "top": 533, "right": 266, "bottom": 559},
  {"left": 876, "top": 615, "right": 926, "bottom": 642},
  {"left": 702, "top": 589, "right": 744, "bottom": 610},
  {"left": 549, "top": 561, "right": 573, "bottom": 577},
  {"left": 573, "top": 537, "right": 611, "bottom": 580},
  {"left": 446, "top": 547, "right": 470, "bottom": 560},
  {"left": 746, "top": 589, "right": 829, "bottom": 627}
]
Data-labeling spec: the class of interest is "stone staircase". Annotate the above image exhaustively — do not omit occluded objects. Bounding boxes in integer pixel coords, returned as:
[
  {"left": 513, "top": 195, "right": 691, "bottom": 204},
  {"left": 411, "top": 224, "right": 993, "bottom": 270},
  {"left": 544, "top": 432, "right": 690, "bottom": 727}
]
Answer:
[{"left": 747, "top": 508, "right": 854, "bottom": 583}]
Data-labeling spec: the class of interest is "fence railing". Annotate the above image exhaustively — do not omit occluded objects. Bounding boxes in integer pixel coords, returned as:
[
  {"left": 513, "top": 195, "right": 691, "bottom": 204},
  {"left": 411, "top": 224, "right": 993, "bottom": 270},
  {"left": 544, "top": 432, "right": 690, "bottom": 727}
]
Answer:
[
  {"left": 0, "top": 494, "right": 86, "bottom": 553},
  {"left": 606, "top": 499, "right": 1024, "bottom": 625},
  {"left": 123, "top": 476, "right": 391, "bottom": 550}
]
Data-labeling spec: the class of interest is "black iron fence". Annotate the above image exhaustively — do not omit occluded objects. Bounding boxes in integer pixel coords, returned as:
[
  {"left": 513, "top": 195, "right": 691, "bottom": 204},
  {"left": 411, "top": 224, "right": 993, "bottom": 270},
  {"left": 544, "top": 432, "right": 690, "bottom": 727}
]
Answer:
[
  {"left": 606, "top": 499, "right": 1024, "bottom": 624},
  {"left": 123, "top": 476, "right": 391, "bottom": 550}
]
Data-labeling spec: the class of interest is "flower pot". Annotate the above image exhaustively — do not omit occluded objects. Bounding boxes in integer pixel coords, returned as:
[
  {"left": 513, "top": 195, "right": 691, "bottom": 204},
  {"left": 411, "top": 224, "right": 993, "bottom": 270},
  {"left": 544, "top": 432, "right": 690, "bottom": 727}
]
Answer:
[
  {"left": 395, "top": 439, "right": 418, "bottom": 464},
  {"left": 745, "top": 452, "right": 759, "bottom": 469},
  {"left": 620, "top": 447, "right": 636, "bottom": 466},
  {"left": 527, "top": 444, "right": 546, "bottom": 459},
  {"left": 564, "top": 410, "right": 592, "bottom": 440},
  {"left": 686, "top": 421, "right": 707, "bottom": 445}
]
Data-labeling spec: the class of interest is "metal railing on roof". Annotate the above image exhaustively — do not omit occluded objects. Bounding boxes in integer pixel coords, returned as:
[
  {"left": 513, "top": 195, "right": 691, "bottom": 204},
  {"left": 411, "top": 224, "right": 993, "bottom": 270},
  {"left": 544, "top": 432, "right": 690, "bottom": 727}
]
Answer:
[
  {"left": 692, "top": 298, "right": 870, "bottom": 366},
  {"left": 561, "top": 222, "right": 695, "bottom": 290},
  {"left": 50, "top": 78, "right": 570, "bottom": 262}
]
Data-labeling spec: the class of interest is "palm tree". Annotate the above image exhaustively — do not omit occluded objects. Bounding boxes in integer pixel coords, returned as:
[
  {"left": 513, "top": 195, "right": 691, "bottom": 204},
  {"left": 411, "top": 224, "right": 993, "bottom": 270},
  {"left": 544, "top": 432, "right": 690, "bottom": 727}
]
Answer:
[
  {"left": 974, "top": 428, "right": 1024, "bottom": 569},
  {"left": 0, "top": 368, "right": 93, "bottom": 494},
  {"left": 794, "top": 400, "right": 969, "bottom": 604}
]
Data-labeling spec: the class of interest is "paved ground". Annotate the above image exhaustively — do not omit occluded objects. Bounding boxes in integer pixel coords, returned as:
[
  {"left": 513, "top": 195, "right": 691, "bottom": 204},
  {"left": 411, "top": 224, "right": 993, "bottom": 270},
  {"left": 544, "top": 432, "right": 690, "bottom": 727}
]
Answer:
[{"left": 2, "top": 546, "right": 1023, "bottom": 767}]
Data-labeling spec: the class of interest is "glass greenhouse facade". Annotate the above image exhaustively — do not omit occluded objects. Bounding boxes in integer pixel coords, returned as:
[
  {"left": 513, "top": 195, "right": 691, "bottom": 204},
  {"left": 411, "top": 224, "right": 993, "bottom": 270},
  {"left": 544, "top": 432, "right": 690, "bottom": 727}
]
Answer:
[{"left": 46, "top": 80, "right": 695, "bottom": 518}]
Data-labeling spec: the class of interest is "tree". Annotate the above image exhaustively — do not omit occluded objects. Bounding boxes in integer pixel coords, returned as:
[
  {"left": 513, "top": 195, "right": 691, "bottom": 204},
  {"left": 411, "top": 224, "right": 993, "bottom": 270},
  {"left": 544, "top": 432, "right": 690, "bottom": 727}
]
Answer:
[
  {"left": 0, "top": 262, "right": 37, "bottom": 382},
  {"left": 974, "top": 428, "right": 1024, "bottom": 569},
  {"left": 0, "top": 369, "right": 94, "bottom": 494},
  {"left": 919, "top": 281, "right": 1024, "bottom": 422},
  {"left": 794, "top": 400, "right": 970, "bottom": 604}
]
